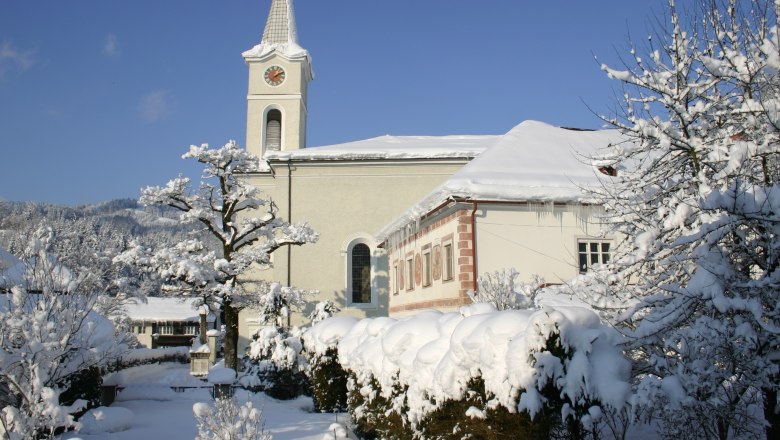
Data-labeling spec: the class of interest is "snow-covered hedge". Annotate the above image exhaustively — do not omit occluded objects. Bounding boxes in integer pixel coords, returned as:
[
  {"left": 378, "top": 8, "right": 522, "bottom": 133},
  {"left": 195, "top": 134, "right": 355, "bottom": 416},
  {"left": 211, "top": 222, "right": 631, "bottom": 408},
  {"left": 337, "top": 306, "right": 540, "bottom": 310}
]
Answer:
[
  {"left": 305, "top": 304, "right": 630, "bottom": 437},
  {"left": 119, "top": 346, "right": 190, "bottom": 368}
]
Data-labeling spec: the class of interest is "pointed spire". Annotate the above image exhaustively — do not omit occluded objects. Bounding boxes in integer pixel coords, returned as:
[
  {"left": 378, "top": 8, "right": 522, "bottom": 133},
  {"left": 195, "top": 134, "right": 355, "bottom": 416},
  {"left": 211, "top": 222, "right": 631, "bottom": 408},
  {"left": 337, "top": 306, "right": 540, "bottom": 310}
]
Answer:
[
  {"left": 243, "top": 0, "right": 309, "bottom": 61},
  {"left": 262, "top": 0, "right": 299, "bottom": 46}
]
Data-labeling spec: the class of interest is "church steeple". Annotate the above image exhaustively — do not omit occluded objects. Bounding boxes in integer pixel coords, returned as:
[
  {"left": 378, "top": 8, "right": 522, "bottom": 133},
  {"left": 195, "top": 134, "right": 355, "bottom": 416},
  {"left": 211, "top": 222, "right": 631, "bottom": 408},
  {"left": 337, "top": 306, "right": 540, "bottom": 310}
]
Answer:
[
  {"left": 243, "top": 0, "right": 313, "bottom": 158},
  {"left": 262, "top": 0, "right": 299, "bottom": 46}
]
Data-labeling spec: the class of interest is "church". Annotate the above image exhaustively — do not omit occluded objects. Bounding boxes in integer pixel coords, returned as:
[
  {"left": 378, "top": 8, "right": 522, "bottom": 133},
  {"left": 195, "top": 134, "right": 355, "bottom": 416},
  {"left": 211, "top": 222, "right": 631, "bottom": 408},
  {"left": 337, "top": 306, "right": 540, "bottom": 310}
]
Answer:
[{"left": 238, "top": 0, "right": 622, "bottom": 350}]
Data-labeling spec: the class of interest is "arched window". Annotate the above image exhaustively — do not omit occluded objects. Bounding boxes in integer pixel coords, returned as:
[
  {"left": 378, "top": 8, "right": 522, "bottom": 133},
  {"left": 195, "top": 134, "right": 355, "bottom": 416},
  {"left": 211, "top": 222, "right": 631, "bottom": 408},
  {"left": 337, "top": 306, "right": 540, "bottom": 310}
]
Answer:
[
  {"left": 265, "top": 109, "right": 282, "bottom": 151},
  {"left": 350, "top": 243, "right": 371, "bottom": 304}
]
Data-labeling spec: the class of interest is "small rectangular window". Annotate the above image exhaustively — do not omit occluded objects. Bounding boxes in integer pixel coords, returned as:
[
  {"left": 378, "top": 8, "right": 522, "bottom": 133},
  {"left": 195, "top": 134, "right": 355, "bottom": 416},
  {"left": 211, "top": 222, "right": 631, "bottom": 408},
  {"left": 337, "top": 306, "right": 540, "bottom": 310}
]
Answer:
[
  {"left": 406, "top": 257, "right": 414, "bottom": 290},
  {"left": 422, "top": 247, "right": 432, "bottom": 287},
  {"left": 393, "top": 263, "right": 399, "bottom": 295},
  {"left": 578, "top": 240, "right": 611, "bottom": 273},
  {"left": 443, "top": 242, "right": 454, "bottom": 281}
]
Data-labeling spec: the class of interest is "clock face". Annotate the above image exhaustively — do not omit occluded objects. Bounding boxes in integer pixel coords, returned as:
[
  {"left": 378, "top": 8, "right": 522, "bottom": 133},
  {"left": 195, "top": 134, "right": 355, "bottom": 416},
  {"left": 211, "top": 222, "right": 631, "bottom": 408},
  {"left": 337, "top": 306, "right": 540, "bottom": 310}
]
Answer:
[{"left": 264, "top": 65, "right": 286, "bottom": 86}]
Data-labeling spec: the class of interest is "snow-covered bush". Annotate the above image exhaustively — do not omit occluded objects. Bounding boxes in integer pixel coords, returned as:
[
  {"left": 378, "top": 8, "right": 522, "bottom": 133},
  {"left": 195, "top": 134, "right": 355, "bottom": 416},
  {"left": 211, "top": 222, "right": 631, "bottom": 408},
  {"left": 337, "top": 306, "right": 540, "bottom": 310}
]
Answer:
[
  {"left": 242, "top": 325, "right": 308, "bottom": 400},
  {"left": 0, "top": 228, "right": 126, "bottom": 438},
  {"left": 306, "top": 304, "right": 629, "bottom": 438},
  {"left": 254, "top": 281, "right": 312, "bottom": 328},
  {"left": 308, "top": 300, "right": 341, "bottom": 325},
  {"left": 192, "top": 398, "right": 271, "bottom": 440},
  {"left": 303, "top": 317, "right": 357, "bottom": 413},
  {"left": 468, "top": 268, "right": 544, "bottom": 310},
  {"left": 118, "top": 346, "right": 190, "bottom": 368}
]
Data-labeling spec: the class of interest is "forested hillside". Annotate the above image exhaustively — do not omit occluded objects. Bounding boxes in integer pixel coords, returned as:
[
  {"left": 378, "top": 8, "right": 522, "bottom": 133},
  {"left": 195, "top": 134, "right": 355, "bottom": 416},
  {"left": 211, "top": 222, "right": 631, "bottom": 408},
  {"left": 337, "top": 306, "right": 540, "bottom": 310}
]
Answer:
[{"left": 0, "top": 198, "right": 196, "bottom": 296}]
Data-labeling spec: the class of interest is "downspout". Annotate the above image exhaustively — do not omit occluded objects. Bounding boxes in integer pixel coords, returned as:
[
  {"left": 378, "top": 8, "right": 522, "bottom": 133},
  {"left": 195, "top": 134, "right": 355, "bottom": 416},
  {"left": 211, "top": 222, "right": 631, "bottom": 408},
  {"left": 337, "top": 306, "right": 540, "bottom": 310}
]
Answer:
[
  {"left": 471, "top": 201, "right": 478, "bottom": 292},
  {"left": 287, "top": 160, "right": 293, "bottom": 328}
]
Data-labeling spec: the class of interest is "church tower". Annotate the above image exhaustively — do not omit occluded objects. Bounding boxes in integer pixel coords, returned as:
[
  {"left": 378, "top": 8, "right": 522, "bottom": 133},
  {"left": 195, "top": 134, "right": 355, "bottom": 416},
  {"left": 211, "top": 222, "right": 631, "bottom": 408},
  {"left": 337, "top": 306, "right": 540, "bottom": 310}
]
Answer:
[{"left": 243, "top": 0, "right": 313, "bottom": 157}]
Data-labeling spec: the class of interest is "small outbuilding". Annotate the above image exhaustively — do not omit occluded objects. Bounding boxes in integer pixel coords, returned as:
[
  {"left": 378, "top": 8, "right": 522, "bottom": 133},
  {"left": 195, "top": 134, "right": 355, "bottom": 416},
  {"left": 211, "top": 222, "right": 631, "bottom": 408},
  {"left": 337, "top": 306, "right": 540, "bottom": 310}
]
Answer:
[{"left": 125, "top": 297, "right": 216, "bottom": 348}]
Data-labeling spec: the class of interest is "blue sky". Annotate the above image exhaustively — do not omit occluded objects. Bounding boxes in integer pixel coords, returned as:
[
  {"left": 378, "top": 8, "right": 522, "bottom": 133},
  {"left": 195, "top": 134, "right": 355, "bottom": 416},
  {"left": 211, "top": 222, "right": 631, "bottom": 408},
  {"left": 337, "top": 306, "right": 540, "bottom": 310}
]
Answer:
[{"left": 0, "top": 0, "right": 662, "bottom": 206}]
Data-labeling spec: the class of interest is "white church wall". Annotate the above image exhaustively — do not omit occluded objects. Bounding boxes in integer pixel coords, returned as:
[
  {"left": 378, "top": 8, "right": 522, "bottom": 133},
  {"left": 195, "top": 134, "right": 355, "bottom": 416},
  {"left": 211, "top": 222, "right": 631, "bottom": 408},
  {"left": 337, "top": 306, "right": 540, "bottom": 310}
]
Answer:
[{"left": 238, "top": 159, "right": 470, "bottom": 354}]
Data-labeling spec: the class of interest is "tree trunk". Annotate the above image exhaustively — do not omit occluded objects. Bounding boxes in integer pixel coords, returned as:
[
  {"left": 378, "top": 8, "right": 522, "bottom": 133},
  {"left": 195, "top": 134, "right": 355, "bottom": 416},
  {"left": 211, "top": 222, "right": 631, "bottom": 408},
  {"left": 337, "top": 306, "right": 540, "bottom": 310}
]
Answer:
[
  {"left": 223, "top": 303, "right": 239, "bottom": 371},
  {"left": 765, "top": 387, "right": 780, "bottom": 440}
]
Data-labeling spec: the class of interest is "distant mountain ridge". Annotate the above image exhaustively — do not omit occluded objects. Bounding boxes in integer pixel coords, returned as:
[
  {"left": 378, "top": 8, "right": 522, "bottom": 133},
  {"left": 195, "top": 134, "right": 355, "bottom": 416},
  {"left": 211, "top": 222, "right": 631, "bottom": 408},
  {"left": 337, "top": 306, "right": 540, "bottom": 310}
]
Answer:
[{"left": 0, "top": 198, "right": 192, "bottom": 254}]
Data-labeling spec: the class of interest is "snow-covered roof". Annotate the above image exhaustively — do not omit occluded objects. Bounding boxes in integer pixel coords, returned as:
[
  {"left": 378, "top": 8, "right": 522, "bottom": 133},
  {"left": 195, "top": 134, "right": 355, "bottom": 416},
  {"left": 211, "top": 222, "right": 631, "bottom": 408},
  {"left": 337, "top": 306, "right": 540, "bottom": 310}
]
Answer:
[
  {"left": 376, "top": 120, "right": 627, "bottom": 240},
  {"left": 243, "top": 0, "right": 309, "bottom": 61},
  {"left": 124, "top": 297, "right": 215, "bottom": 323},
  {"left": 264, "top": 134, "right": 499, "bottom": 162}
]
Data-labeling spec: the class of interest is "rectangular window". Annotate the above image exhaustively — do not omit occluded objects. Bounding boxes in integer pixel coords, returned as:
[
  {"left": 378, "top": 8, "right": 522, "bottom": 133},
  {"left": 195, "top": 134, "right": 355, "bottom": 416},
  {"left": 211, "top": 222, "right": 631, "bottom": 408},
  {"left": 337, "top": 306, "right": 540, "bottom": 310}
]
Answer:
[
  {"left": 422, "top": 246, "right": 432, "bottom": 287},
  {"left": 393, "top": 263, "right": 399, "bottom": 295},
  {"left": 406, "top": 257, "right": 414, "bottom": 290},
  {"left": 578, "top": 240, "right": 611, "bottom": 273},
  {"left": 443, "top": 242, "right": 454, "bottom": 281}
]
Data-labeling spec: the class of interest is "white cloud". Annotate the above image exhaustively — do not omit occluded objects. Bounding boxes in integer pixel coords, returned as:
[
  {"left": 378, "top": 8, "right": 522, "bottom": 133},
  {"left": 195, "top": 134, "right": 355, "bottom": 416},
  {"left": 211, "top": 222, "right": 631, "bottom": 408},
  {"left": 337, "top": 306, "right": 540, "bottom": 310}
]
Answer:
[
  {"left": 103, "top": 34, "right": 120, "bottom": 57},
  {"left": 138, "top": 90, "right": 172, "bottom": 123},
  {"left": 0, "top": 40, "right": 35, "bottom": 78}
]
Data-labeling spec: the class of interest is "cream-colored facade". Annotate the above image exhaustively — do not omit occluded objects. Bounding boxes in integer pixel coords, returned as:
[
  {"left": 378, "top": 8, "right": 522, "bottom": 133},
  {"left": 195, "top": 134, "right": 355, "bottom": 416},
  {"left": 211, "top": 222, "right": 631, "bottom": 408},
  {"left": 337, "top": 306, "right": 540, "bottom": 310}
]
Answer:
[
  {"left": 238, "top": 158, "right": 474, "bottom": 351},
  {"left": 384, "top": 201, "right": 610, "bottom": 318}
]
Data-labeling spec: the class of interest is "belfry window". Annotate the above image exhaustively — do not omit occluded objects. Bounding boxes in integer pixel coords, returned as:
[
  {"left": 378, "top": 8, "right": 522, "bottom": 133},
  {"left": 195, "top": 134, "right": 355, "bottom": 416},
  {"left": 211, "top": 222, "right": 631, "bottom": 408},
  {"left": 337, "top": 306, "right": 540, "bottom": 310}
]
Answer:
[
  {"left": 350, "top": 243, "right": 371, "bottom": 304},
  {"left": 265, "top": 109, "right": 282, "bottom": 151}
]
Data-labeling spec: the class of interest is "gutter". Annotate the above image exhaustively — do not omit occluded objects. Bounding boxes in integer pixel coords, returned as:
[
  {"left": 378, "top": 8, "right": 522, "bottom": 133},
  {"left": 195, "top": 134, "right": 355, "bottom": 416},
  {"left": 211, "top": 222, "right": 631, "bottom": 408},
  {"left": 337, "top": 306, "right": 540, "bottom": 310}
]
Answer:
[
  {"left": 287, "top": 161, "right": 292, "bottom": 328},
  {"left": 470, "top": 201, "right": 478, "bottom": 292}
]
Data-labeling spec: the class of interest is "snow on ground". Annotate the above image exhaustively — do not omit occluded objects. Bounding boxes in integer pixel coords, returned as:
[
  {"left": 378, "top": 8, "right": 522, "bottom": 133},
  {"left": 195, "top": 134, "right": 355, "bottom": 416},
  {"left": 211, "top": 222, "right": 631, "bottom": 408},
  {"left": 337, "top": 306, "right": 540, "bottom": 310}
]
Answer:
[{"left": 64, "top": 364, "right": 349, "bottom": 440}]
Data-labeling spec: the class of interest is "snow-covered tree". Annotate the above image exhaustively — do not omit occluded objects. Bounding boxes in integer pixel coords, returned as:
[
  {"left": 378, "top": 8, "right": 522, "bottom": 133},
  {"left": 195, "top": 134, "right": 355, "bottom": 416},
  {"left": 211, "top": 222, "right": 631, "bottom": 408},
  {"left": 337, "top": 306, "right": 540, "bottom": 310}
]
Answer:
[
  {"left": 115, "top": 141, "right": 318, "bottom": 370},
  {"left": 467, "top": 268, "right": 544, "bottom": 310},
  {"left": 590, "top": 0, "right": 780, "bottom": 437},
  {"left": 0, "top": 227, "right": 125, "bottom": 438},
  {"left": 192, "top": 399, "right": 271, "bottom": 440}
]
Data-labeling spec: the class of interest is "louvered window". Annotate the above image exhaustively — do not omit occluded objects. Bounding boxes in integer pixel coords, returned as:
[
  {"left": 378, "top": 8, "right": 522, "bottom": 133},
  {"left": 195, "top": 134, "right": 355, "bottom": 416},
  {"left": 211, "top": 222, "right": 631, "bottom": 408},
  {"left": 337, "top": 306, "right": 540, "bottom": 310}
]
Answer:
[{"left": 265, "top": 109, "right": 282, "bottom": 151}]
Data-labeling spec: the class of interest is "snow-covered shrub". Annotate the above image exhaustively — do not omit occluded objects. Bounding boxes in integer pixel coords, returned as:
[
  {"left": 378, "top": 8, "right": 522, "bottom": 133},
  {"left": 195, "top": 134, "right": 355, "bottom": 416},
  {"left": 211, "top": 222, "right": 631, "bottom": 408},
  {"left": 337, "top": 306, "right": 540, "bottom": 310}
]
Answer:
[
  {"left": 254, "top": 282, "right": 312, "bottom": 328},
  {"left": 192, "top": 398, "right": 271, "bottom": 440},
  {"left": 468, "top": 268, "right": 544, "bottom": 310},
  {"left": 306, "top": 347, "right": 348, "bottom": 413},
  {"left": 119, "top": 346, "right": 190, "bottom": 368},
  {"left": 345, "top": 374, "right": 412, "bottom": 440},
  {"left": 308, "top": 300, "right": 341, "bottom": 325},
  {"left": 305, "top": 303, "right": 629, "bottom": 438},
  {"left": 414, "top": 376, "right": 560, "bottom": 440},
  {"left": 242, "top": 325, "right": 308, "bottom": 400},
  {"left": 0, "top": 228, "right": 126, "bottom": 438},
  {"left": 303, "top": 317, "right": 358, "bottom": 413}
]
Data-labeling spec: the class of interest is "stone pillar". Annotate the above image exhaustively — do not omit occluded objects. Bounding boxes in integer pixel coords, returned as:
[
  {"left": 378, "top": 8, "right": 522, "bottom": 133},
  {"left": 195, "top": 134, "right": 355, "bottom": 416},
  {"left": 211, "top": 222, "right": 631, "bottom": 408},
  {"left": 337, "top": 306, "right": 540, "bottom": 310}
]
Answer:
[{"left": 207, "top": 329, "right": 219, "bottom": 365}]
